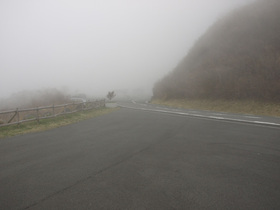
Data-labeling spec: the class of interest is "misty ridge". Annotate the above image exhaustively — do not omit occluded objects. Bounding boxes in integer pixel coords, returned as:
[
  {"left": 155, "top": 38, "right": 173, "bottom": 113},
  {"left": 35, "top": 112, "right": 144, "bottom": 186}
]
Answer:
[
  {"left": 0, "top": 0, "right": 273, "bottom": 111},
  {"left": 0, "top": 89, "right": 74, "bottom": 111},
  {"left": 153, "top": 0, "right": 280, "bottom": 102},
  {"left": 1, "top": 0, "right": 254, "bottom": 104}
]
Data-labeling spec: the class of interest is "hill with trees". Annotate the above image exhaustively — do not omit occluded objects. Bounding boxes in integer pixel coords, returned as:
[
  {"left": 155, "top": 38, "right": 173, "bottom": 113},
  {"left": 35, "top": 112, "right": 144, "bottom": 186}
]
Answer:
[{"left": 153, "top": 0, "right": 280, "bottom": 102}]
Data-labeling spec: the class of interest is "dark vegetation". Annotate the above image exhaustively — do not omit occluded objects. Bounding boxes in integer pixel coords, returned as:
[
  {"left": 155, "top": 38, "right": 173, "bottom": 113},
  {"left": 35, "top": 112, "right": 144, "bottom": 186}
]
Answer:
[{"left": 153, "top": 0, "right": 280, "bottom": 102}]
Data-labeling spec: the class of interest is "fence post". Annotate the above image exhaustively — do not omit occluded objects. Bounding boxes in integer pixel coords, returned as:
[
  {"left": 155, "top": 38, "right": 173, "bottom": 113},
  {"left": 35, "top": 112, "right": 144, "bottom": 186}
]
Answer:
[
  {"left": 36, "top": 107, "right": 39, "bottom": 123},
  {"left": 52, "top": 104, "right": 55, "bottom": 117},
  {"left": 7, "top": 108, "right": 19, "bottom": 124},
  {"left": 17, "top": 108, "right": 19, "bottom": 125}
]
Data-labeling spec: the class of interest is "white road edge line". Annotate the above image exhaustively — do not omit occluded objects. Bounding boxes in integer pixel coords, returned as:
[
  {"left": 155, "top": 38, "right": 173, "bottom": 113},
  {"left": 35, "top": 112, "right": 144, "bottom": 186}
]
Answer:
[
  {"left": 213, "top": 113, "right": 226, "bottom": 116},
  {"left": 244, "top": 116, "right": 261, "bottom": 119},
  {"left": 118, "top": 105, "right": 280, "bottom": 127}
]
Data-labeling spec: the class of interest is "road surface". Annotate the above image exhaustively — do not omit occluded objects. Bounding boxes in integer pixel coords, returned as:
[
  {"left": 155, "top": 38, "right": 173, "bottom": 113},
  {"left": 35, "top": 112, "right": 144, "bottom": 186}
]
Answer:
[{"left": 1, "top": 101, "right": 280, "bottom": 209}]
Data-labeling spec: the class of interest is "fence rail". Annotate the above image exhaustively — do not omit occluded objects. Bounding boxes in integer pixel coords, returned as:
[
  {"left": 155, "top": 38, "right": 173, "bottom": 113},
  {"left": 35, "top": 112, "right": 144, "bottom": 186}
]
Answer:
[{"left": 0, "top": 100, "right": 105, "bottom": 127}]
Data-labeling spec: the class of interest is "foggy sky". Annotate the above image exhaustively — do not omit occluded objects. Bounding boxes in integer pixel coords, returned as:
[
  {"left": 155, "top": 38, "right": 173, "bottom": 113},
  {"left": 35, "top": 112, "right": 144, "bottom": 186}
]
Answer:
[{"left": 0, "top": 0, "right": 254, "bottom": 98}]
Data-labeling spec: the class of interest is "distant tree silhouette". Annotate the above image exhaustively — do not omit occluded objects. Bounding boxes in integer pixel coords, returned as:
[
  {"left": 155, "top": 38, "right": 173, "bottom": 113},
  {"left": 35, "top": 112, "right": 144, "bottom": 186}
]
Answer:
[{"left": 107, "top": 91, "right": 116, "bottom": 101}]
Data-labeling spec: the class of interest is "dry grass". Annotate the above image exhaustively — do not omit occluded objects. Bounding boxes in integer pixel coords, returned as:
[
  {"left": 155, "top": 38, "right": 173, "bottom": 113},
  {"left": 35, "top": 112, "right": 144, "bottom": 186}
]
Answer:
[
  {"left": 152, "top": 99, "right": 280, "bottom": 117},
  {"left": 0, "top": 108, "right": 117, "bottom": 139}
]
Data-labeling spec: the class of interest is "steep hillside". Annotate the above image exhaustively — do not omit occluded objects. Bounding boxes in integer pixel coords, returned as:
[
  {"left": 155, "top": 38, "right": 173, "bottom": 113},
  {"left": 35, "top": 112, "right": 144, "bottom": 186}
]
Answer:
[{"left": 153, "top": 0, "right": 280, "bottom": 101}]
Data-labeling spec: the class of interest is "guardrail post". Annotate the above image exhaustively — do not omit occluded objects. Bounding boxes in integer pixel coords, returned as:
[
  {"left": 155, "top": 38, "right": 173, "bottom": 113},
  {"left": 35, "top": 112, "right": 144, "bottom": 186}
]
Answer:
[{"left": 52, "top": 104, "right": 55, "bottom": 117}]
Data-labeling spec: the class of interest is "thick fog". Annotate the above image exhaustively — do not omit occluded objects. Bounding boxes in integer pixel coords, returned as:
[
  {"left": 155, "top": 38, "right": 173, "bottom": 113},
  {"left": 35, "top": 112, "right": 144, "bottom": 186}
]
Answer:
[{"left": 0, "top": 0, "right": 254, "bottom": 99}]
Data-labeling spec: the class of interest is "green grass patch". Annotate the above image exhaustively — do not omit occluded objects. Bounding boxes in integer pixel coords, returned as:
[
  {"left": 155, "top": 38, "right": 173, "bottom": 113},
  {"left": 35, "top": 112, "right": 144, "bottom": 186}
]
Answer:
[
  {"left": 0, "top": 107, "right": 118, "bottom": 139},
  {"left": 152, "top": 99, "right": 280, "bottom": 117}
]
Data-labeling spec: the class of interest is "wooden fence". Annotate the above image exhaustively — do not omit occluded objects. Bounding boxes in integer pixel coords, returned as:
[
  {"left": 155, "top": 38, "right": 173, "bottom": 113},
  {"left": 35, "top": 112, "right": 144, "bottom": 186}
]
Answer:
[{"left": 0, "top": 100, "right": 105, "bottom": 127}]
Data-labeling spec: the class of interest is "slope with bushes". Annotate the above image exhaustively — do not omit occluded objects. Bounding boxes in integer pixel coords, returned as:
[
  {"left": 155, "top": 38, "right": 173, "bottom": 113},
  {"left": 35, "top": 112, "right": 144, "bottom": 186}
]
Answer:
[{"left": 153, "top": 0, "right": 280, "bottom": 102}]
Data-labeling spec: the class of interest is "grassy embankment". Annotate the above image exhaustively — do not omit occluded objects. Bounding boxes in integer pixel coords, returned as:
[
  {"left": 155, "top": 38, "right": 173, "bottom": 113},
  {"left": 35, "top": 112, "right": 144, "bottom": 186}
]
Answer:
[
  {"left": 0, "top": 107, "right": 117, "bottom": 139},
  {"left": 152, "top": 99, "right": 280, "bottom": 117}
]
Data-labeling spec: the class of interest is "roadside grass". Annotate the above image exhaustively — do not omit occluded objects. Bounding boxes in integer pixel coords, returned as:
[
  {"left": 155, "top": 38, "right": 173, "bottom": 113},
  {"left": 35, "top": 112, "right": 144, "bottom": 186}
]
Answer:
[
  {"left": 152, "top": 99, "right": 280, "bottom": 117},
  {"left": 0, "top": 107, "right": 118, "bottom": 139}
]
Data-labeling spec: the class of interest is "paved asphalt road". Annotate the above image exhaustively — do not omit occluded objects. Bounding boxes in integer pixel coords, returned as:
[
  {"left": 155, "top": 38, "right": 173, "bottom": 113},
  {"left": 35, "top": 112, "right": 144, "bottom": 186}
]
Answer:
[{"left": 1, "top": 101, "right": 280, "bottom": 209}]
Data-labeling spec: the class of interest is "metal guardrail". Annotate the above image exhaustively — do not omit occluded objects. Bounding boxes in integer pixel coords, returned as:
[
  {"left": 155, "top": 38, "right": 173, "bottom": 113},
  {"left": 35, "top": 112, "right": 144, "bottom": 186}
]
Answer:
[{"left": 0, "top": 100, "right": 105, "bottom": 127}]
